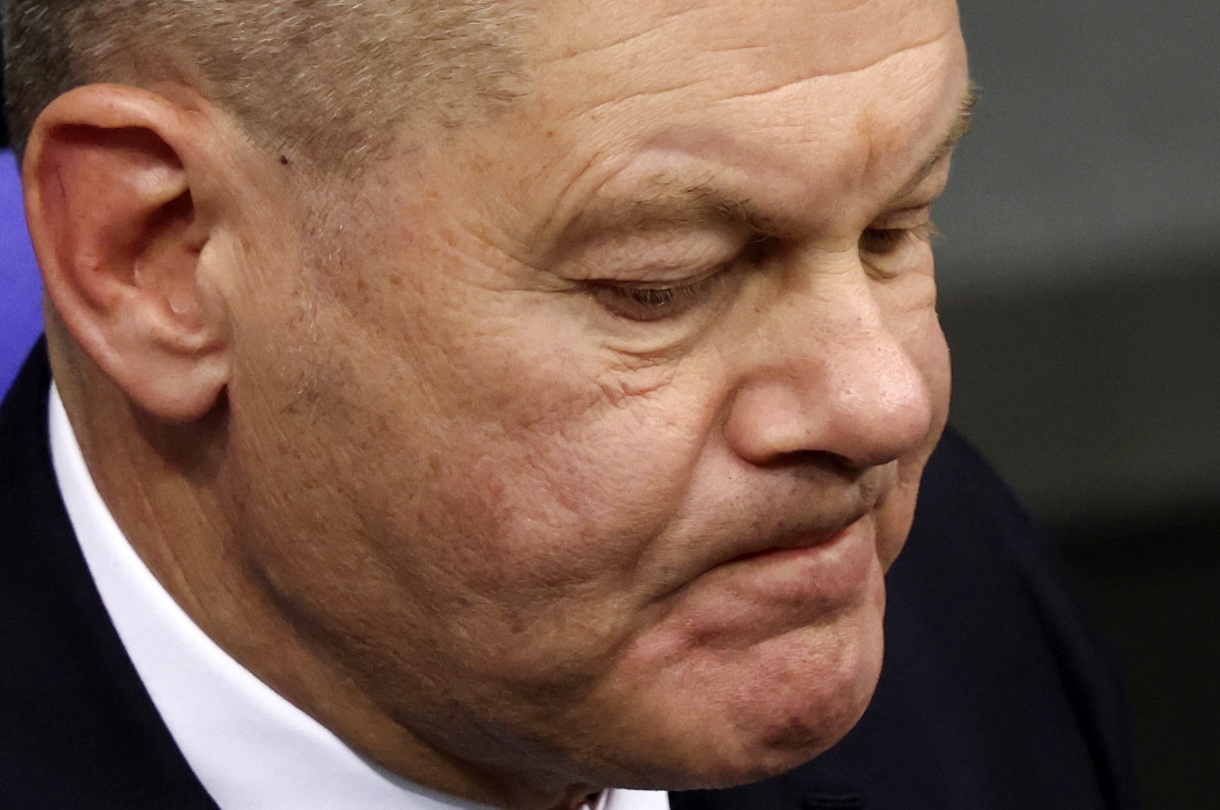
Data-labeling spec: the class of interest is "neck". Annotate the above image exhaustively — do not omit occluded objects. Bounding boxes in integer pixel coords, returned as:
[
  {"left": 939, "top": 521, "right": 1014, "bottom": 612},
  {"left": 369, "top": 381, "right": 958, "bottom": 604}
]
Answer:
[{"left": 53, "top": 367, "right": 615, "bottom": 810}]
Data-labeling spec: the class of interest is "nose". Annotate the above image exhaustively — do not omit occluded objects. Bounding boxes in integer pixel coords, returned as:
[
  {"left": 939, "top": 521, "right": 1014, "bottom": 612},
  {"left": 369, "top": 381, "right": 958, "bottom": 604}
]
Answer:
[{"left": 722, "top": 261, "right": 937, "bottom": 471}]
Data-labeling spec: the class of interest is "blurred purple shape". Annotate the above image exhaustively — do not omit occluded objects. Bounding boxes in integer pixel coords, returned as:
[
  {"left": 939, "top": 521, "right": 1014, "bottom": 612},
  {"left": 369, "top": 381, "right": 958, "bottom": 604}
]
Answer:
[{"left": 0, "top": 149, "right": 42, "bottom": 396}]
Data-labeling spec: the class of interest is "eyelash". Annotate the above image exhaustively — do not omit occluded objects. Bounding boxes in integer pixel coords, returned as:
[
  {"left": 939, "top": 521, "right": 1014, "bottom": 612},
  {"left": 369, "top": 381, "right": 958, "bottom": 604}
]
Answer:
[
  {"left": 859, "top": 219, "right": 940, "bottom": 255},
  {"left": 589, "top": 271, "right": 727, "bottom": 322},
  {"left": 586, "top": 220, "right": 937, "bottom": 322}
]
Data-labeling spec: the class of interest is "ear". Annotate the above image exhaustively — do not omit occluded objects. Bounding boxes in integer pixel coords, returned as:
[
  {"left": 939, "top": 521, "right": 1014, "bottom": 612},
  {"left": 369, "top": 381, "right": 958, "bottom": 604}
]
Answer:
[{"left": 24, "top": 84, "right": 230, "bottom": 422}]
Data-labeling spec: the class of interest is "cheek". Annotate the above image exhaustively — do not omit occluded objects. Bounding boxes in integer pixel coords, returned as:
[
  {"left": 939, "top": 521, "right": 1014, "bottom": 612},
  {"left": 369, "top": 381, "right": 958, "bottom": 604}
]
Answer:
[
  {"left": 414, "top": 356, "right": 713, "bottom": 595},
  {"left": 328, "top": 341, "right": 738, "bottom": 718},
  {"left": 876, "top": 266, "right": 951, "bottom": 442},
  {"left": 882, "top": 269, "right": 951, "bottom": 420},
  {"left": 304, "top": 285, "right": 719, "bottom": 600},
  {"left": 873, "top": 280, "right": 951, "bottom": 567},
  {"left": 918, "top": 315, "right": 952, "bottom": 434}
]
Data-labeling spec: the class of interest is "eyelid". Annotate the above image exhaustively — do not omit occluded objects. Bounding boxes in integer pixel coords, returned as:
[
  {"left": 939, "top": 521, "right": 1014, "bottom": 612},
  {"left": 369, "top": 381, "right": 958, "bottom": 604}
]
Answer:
[
  {"left": 586, "top": 263, "right": 735, "bottom": 322},
  {"left": 869, "top": 205, "right": 934, "bottom": 230},
  {"left": 565, "top": 228, "right": 746, "bottom": 283}
]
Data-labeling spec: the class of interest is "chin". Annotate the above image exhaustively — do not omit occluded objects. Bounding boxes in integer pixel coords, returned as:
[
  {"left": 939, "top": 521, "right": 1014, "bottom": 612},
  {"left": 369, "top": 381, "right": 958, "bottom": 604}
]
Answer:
[
  {"left": 705, "top": 652, "right": 881, "bottom": 788},
  {"left": 633, "top": 679, "right": 879, "bottom": 793},
  {"left": 595, "top": 594, "right": 887, "bottom": 793}
]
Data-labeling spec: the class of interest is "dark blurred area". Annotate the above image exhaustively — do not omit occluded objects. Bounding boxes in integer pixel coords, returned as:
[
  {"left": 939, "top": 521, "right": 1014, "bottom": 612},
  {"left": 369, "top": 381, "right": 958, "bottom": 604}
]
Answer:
[
  {"left": 0, "top": 45, "right": 7, "bottom": 147},
  {"left": 934, "top": 1, "right": 1220, "bottom": 807},
  {"left": 0, "top": 2, "right": 1215, "bottom": 807}
]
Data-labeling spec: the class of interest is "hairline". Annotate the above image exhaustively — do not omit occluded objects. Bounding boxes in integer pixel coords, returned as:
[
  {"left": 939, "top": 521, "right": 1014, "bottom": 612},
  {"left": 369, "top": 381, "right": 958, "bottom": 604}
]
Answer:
[{"left": 2, "top": 0, "right": 533, "bottom": 173}]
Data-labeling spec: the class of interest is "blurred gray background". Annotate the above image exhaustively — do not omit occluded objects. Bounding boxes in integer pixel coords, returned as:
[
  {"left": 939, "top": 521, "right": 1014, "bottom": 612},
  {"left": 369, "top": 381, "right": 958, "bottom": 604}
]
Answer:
[{"left": 935, "top": 1, "right": 1219, "bottom": 806}]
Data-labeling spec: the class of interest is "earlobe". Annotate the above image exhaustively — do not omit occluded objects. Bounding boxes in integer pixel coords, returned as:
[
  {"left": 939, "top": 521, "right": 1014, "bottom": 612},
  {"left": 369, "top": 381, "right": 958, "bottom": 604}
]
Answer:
[{"left": 25, "top": 85, "right": 230, "bottom": 422}]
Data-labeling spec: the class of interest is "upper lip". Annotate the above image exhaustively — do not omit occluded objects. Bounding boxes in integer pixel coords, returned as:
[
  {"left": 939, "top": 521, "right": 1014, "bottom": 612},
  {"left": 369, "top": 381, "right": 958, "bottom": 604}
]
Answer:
[
  {"left": 706, "top": 468, "right": 892, "bottom": 567},
  {"left": 722, "top": 509, "right": 868, "bottom": 564}
]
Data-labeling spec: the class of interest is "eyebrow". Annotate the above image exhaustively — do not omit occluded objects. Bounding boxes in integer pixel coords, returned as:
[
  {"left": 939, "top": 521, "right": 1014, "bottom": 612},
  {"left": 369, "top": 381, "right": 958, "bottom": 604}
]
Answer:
[
  {"left": 568, "top": 176, "right": 777, "bottom": 240},
  {"left": 889, "top": 83, "right": 977, "bottom": 202},
  {"left": 565, "top": 84, "right": 978, "bottom": 243}
]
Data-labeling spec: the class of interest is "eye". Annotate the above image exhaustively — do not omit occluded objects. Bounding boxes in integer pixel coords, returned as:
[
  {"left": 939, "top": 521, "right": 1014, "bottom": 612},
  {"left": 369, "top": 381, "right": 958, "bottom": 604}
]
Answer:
[
  {"left": 588, "top": 272, "right": 727, "bottom": 322},
  {"left": 859, "top": 219, "right": 940, "bottom": 257}
]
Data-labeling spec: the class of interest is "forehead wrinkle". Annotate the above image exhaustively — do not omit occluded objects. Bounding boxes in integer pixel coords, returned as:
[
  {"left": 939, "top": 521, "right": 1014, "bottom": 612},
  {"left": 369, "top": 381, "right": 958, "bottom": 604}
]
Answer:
[
  {"left": 533, "top": 0, "right": 960, "bottom": 133},
  {"left": 530, "top": 8, "right": 966, "bottom": 256},
  {"left": 558, "top": 31, "right": 953, "bottom": 136},
  {"left": 712, "top": 27, "right": 954, "bottom": 113},
  {"left": 548, "top": 72, "right": 968, "bottom": 254}
]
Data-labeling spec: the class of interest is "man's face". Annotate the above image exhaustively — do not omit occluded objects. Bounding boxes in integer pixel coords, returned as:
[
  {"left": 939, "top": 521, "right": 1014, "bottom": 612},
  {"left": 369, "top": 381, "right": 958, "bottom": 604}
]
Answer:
[{"left": 221, "top": 0, "right": 967, "bottom": 793}]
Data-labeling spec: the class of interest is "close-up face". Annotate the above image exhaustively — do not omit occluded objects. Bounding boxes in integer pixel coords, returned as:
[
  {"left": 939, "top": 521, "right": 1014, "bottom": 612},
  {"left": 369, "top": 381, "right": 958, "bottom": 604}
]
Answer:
[{"left": 217, "top": 0, "right": 968, "bottom": 795}]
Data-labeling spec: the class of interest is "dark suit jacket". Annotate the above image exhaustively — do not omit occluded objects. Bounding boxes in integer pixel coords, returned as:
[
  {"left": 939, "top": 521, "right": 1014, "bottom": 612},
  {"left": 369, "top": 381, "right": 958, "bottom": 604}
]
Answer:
[{"left": 0, "top": 343, "right": 1142, "bottom": 809}]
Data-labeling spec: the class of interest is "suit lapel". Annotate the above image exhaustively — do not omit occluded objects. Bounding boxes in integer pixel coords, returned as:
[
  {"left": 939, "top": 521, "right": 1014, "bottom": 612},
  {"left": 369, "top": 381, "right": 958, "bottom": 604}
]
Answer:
[{"left": 0, "top": 341, "right": 218, "bottom": 809}]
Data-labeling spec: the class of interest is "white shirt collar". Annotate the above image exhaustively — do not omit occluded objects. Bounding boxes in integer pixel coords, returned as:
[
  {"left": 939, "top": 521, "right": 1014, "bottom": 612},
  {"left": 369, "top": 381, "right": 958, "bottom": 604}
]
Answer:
[{"left": 49, "top": 385, "right": 669, "bottom": 810}]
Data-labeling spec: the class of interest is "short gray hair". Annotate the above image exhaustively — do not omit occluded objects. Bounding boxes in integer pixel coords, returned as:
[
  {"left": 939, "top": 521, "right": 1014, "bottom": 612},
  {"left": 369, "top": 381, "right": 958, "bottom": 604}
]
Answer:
[{"left": 3, "top": 0, "right": 528, "bottom": 170}]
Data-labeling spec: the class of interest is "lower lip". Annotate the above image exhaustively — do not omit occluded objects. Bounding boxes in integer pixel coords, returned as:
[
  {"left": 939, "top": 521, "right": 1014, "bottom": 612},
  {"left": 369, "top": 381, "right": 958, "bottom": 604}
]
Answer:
[
  {"left": 713, "top": 522, "right": 877, "bottom": 609},
  {"left": 730, "top": 531, "right": 851, "bottom": 564},
  {"left": 651, "top": 521, "right": 881, "bottom": 649}
]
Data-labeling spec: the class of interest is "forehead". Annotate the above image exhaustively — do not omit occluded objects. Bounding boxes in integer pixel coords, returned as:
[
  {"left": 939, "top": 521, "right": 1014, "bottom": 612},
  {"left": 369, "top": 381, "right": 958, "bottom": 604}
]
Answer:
[
  {"left": 537, "top": 0, "right": 958, "bottom": 74},
  {"left": 528, "top": 0, "right": 963, "bottom": 108},
  {"left": 360, "top": 0, "right": 966, "bottom": 252},
  {"left": 503, "top": 0, "right": 962, "bottom": 217}
]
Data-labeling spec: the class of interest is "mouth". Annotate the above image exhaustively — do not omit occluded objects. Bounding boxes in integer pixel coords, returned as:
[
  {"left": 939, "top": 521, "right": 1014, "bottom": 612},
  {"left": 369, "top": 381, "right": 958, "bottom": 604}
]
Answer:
[
  {"left": 667, "top": 514, "right": 881, "bottom": 648},
  {"left": 705, "top": 462, "right": 895, "bottom": 569},
  {"left": 723, "top": 512, "right": 867, "bottom": 566},
  {"left": 649, "top": 469, "right": 897, "bottom": 629},
  {"left": 714, "top": 514, "right": 875, "bottom": 593}
]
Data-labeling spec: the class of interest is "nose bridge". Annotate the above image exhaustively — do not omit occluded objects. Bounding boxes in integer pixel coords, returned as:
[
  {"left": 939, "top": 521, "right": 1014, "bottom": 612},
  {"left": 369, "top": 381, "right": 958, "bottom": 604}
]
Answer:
[{"left": 723, "top": 256, "right": 934, "bottom": 469}]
